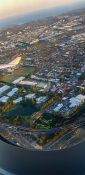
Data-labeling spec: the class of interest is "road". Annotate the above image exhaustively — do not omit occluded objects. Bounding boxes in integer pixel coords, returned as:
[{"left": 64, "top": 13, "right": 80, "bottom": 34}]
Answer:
[{"left": 43, "top": 121, "right": 85, "bottom": 150}]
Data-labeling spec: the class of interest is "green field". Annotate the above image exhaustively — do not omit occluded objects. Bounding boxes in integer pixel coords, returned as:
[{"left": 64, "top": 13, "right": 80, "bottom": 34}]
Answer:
[{"left": 0, "top": 66, "right": 35, "bottom": 83}]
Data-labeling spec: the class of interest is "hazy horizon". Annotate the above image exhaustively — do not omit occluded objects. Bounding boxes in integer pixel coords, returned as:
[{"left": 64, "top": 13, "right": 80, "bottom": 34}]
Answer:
[
  {"left": 0, "top": 1, "right": 85, "bottom": 28},
  {"left": 0, "top": 0, "right": 84, "bottom": 20}
]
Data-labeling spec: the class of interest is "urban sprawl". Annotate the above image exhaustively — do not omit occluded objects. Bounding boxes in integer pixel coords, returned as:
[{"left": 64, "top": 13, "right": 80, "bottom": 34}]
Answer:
[{"left": 0, "top": 9, "right": 85, "bottom": 150}]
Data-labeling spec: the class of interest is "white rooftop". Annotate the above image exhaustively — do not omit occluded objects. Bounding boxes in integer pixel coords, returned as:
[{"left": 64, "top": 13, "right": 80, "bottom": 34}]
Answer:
[
  {"left": 19, "top": 81, "right": 37, "bottom": 86},
  {"left": 69, "top": 94, "right": 85, "bottom": 108},
  {"left": 62, "top": 97, "right": 68, "bottom": 101},
  {"left": 25, "top": 94, "right": 36, "bottom": 99},
  {"left": 54, "top": 103, "right": 63, "bottom": 112},
  {"left": 37, "top": 82, "right": 47, "bottom": 89},
  {"left": 0, "top": 85, "right": 10, "bottom": 95},
  {"left": 0, "top": 96, "right": 9, "bottom": 103},
  {"left": 36, "top": 96, "right": 47, "bottom": 104},
  {"left": 12, "top": 77, "right": 25, "bottom": 84},
  {"left": 7, "top": 88, "right": 18, "bottom": 97},
  {"left": 13, "top": 97, "right": 22, "bottom": 104}
]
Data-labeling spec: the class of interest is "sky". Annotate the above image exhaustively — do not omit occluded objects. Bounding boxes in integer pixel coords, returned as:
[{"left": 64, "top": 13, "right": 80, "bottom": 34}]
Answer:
[{"left": 0, "top": 0, "right": 83, "bottom": 20}]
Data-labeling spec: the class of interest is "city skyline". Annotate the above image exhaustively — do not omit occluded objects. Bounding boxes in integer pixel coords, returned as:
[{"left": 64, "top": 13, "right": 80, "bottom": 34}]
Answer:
[{"left": 0, "top": 0, "right": 84, "bottom": 19}]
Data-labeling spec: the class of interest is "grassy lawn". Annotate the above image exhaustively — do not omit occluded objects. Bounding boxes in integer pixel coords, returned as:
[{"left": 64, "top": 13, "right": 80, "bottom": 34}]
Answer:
[{"left": 0, "top": 66, "right": 35, "bottom": 83}]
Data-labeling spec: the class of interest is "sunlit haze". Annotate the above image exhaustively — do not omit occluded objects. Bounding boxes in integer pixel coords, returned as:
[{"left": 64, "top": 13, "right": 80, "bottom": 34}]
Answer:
[{"left": 0, "top": 0, "right": 83, "bottom": 19}]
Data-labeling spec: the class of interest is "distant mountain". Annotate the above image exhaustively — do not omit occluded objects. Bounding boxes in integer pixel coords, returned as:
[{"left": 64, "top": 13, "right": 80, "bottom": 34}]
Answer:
[{"left": 0, "top": 1, "right": 85, "bottom": 28}]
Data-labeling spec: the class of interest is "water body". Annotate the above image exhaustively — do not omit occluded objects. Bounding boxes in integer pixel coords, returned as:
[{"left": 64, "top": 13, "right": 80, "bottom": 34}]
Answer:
[
  {"left": 0, "top": 139, "right": 85, "bottom": 175},
  {"left": 6, "top": 103, "right": 37, "bottom": 117},
  {"left": 0, "top": 2, "right": 85, "bottom": 28}
]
